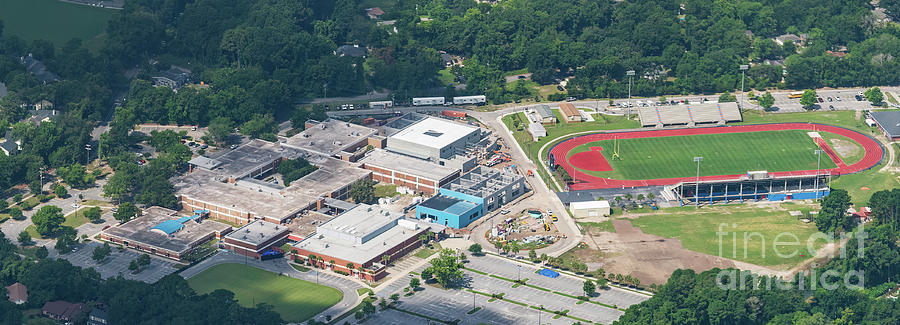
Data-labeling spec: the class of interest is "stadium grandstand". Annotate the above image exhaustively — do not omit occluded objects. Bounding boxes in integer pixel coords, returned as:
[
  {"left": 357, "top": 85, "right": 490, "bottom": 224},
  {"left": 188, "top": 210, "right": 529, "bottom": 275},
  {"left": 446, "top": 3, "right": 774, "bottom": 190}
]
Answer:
[
  {"left": 638, "top": 102, "right": 742, "bottom": 127},
  {"left": 669, "top": 171, "right": 829, "bottom": 206}
]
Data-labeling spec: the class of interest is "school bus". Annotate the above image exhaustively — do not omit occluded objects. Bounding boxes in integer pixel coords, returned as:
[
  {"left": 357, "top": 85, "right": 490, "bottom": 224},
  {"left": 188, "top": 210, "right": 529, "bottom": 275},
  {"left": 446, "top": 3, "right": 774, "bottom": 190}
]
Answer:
[{"left": 788, "top": 91, "right": 804, "bottom": 99}]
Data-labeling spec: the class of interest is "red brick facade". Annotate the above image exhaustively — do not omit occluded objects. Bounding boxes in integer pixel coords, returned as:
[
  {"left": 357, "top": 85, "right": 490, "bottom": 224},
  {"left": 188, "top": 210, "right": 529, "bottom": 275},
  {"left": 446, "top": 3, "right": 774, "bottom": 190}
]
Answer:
[
  {"left": 222, "top": 229, "right": 290, "bottom": 259},
  {"left": 362, "top": 164, "right": 458, "bottom": 195},
  {"left": 290, "top": 228, "right": 431, "bottom": 282},
  {"left": 99, "top": 227, "right": 231, "bottom": 261}
]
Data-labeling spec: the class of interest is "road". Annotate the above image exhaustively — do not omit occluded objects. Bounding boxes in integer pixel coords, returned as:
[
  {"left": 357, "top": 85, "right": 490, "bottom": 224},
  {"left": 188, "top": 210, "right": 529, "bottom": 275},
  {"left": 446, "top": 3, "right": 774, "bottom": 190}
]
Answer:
[{"left": 467, "top": 107, "right": 583, "bottom": 258}]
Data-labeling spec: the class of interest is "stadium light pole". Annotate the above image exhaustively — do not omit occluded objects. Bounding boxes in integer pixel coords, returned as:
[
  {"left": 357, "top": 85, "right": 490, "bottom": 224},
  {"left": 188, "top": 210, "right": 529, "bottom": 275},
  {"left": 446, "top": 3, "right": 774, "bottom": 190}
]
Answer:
[
  {"left": 814, "top": 150, "right": 823, "bottom": 199},
  {"left": 694, "top": 157, "right": 703, "bottom": 209},
  {"left": 626, "top": 70, "right": 635, "bottom": 119},
  {"left": 739, "top": 65, "right": 749, "bottom": 109}
]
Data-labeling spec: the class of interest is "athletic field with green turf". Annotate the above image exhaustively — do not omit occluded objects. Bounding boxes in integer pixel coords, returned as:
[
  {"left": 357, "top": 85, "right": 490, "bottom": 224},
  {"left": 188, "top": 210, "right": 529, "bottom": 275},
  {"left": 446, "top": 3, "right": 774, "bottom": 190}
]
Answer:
[
  {"left": 0, "top": 0, "right": 115, "bottom": 48},
  {"left": 567, "top": 130, "right": 839, "bottom": 180},
  {"left": 187, "top": 263, "right": 342, "bottom": 322}
]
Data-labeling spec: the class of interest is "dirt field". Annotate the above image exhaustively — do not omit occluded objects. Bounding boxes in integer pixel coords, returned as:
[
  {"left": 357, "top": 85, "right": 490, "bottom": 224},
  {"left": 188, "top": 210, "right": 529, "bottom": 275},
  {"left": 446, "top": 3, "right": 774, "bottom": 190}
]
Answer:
[{"left": 577, "top": 219, "right": 777, "bottom": 285}]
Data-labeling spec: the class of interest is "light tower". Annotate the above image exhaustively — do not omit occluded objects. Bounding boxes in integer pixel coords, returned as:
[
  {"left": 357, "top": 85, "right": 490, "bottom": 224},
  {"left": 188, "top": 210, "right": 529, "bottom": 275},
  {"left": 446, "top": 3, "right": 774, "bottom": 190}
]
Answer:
[
  {"left": 694, "top": 156, "right": 703, "bottom": 208},
  {"left": 739, "top": 65, "right": 749, "bottom": 109}
]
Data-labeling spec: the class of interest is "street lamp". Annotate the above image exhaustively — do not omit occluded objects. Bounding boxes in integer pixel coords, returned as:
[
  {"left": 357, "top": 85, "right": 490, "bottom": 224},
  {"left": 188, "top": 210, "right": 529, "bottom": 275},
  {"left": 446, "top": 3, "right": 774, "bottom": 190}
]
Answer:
[
  {"left": 538, "top": 305, "right": 543, "bottom": 324},
  {"left": 517, "top": 265, "right": 522, "bottom": 282},
  {"left": 694, "top": 157, "right": 703, "bottom": 209},
  {"left": 739, "top": 65, "right": 749, "bottom": 109},
  {"left": 814, "top": 150, "right": 823, "bottom": 199}
]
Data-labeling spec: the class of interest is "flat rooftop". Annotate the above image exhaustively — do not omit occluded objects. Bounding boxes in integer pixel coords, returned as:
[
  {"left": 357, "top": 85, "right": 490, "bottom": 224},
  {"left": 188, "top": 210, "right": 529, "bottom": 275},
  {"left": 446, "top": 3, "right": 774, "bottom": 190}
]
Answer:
[
  {"left": 174, "top": 170, "right": 317, "bottom": 221},
  {"left": 195, "top": 139, "right": 298, "bottom": 179},
  {"left": 389, "top": 117, "right": 479, "bottom": 150},
  {"left": 281, "top": 119, "right": 377, "bottom": 157},
  {"left": 294, "top": 205, "right": 444, "bottom": 264},
  {"left": 225, "top": 220, "right": 290, "bottom": 246},
  {"left": 419, "top": 195, "right": 480, "bottom": 215},
  {"left": 285, "top": 154, "right": 371, "bottom": 198},
  {"left": 360, "top": 149, "right": 459, "bottom": 181},
  {"left": 102, "top": 206, "right": 230, "bottom": 254}
]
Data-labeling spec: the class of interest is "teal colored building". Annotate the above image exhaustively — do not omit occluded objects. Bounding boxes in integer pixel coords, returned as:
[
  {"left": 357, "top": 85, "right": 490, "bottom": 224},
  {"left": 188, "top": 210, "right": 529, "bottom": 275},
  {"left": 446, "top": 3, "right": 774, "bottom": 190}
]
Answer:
[{"left": 415, "top": 166, "right": 527, "bottom": 228}]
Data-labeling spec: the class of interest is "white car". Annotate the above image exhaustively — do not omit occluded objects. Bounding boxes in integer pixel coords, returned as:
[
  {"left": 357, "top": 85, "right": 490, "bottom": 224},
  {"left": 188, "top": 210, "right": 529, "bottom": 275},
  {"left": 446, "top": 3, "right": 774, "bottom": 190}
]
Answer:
[{"left": 71, "top": 203, "right": 79, "bottom": 208}]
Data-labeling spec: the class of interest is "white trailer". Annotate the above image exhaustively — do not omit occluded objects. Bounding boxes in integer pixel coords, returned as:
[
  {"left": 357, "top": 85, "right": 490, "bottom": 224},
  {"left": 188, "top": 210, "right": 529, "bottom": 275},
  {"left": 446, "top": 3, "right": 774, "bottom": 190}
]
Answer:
[
  {"left": 452, "top": 95, "right": 487, "bottom": 105},
  {"left": 369, "top": 100, "right": 393, "bottom": 109},
  {"left": 412, "top": 97, "right": 445, "bottom": 106}
]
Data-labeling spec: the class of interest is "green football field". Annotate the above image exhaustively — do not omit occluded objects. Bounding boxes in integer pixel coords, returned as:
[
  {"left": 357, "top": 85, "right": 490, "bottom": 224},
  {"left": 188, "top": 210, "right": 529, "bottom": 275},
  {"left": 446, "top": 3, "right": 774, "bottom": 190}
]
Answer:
[
  {"left": 187, "top": 263, "right": 342, "bottom": 322},
  {"left": 0, "top": 0, "right": 115, "bottom": 48},
  {"left": 567, "top": 130, "right": 840, "bottom": 180}
]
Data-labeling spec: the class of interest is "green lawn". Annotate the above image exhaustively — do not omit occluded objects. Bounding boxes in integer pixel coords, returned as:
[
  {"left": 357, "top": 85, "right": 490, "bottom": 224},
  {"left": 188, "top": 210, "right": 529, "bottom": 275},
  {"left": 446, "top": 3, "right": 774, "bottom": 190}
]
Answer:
[
  {"left": 374, "top": 184, "right": 399, "bottom": 198},
  {"left": 188, "top": 263, "right": 342, "bottom": 323},
  {"left": 568, "top": 130, "right": 835, "bottom": 180},
  {"left": 831, "top": 168, "right": 900, "bottom": 206},
  {"left": 0, "top": 0, "right": 116, "bottom": 48},
  {"left": 629, "top": 204, "right": 824, "bottom": 268},
  {"left": 738, "top": 110, "right": 877, "bottom": 135}
]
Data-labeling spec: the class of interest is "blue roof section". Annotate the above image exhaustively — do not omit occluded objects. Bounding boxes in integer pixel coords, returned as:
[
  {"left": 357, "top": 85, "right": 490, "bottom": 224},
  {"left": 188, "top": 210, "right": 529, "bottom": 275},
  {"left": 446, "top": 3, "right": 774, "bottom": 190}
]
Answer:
[
  {"left": 151, "top": 220, "right": 185, "bottom": 235},
  {"left": 445, "top": 200, "right": 479, "bottom": 215},
  {"left": 539, "top": 269, "right": 560, "bottom": 278}
]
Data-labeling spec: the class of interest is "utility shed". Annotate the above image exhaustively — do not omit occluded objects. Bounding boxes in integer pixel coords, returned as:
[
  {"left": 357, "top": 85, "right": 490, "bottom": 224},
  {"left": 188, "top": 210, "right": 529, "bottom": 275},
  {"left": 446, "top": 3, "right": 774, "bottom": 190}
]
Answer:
[{"left": 570, "top": 200, "right": 611, "bottom": 218}]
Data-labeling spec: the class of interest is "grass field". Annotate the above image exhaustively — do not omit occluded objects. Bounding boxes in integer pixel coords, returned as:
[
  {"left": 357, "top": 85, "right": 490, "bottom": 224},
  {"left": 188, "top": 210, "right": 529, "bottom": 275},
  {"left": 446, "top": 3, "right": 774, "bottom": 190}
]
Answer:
[
  {"left": 629, "top": 203, "right": 824, "bottom": 267},
  {"left": 0, "top": 0, "right": 116, "bottom": 48},
  {"left": 187, "top": 263, "right": 342, "bottom": 322},
  {"left": 567, "top": 130, "right": 837, "bottom": 180}
]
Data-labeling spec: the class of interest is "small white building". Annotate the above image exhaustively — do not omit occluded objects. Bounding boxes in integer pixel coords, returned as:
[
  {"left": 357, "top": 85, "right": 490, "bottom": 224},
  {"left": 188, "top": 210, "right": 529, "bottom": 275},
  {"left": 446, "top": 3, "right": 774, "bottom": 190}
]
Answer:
[
  {"left": 570, "top": 200, "right": 611, "bottom": 218},
  {"left": 412, "top": 97, "right": 445, "bottom": 106}
]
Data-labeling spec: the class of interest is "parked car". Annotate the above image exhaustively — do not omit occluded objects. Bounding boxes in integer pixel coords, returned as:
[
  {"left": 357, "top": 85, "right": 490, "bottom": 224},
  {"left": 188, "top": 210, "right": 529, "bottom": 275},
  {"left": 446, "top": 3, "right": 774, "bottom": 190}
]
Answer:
[
  {"left": 817, "top": 97, "right": 824, "bottom": 103},
  {"left": 230, "top": 144, "right": 238, "bottom": 149},
  {"left": 827, "top": 97, "right": 833, "bottom": 102},
  {"left": 200, "top": 144, "right": 208, "bottom": 149},
  {"left": 836, "top": 96, "right": 842, "bottom": 101}
]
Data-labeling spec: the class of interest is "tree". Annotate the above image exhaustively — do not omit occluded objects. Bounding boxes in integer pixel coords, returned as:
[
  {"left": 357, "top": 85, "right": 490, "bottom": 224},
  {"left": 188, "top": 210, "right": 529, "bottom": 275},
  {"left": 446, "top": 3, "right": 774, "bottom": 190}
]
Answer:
[
  {"left": 17, "top": 231, "right": 31, "bottom": 245},
  {"left": 528, "top": 249, "right": 537, "bottom": 260},
  {"left": 420, "top": 267, "right": 433, "bottom": 282},
  {"left": 596, "top": 277, "right": 608, "bottom": 289},
  {"left": 57, "top": 164, "right": 95, "bottom": 189},
  {"left": 493, "top": 241, "right": 503, "bottom": 253},
  {"left": 816, "top": 189, "right": 852, "bottom": 233},
  {"left": 583, "top": 279, "right": 596, "bottom": 296},
  {"left": 92, "top": 243, "right": 112, "bottom": 262},
  {"left": 350, "top": 179, "right": 376, "bottom": 204},
  {"left": 800, "top": 89, "right": 817, "bottom": 109},
  {"left": 83, "top": 207, "right": 102, "bottom": 223},
  {"left": 758, "top": 91, "right": 776, "bottom": 110},
  {"left": 540, "top": 253, "right": 549, "bottom": 262},
  {"left": 35, "top": 246, "right": 48, "bottom": 259},
  {"left": 240, "top": 113, "right": 277, "bottom": 141},
  {"left": 9, "top": 207, "right": 23, "bottom": 220},
  {"left": 428, "top": 249, "right": 464, "bottom": 287},
  {"left": 207, "top": 116, "right": 234, "bottom": 145},
  {"left": 54, "top": 185, "right": 68, "bottom": 198},
  {"left": 468, "top": 243, "right": 482, "bottom": 256},
  {"left": 864, "top": 87, "right": 883, "bottom": 105},
  {"left": 718, "top": 92, "right": 736, "bottom": 102},
  {"left": 32, "top": 205, "right": 65, "bottom": 237},
  {"left": 114, "top": 202, "right": 139, "bottom": 223},
  {"left": 409, "top": 277, "right": 420, "bottom": 290}
]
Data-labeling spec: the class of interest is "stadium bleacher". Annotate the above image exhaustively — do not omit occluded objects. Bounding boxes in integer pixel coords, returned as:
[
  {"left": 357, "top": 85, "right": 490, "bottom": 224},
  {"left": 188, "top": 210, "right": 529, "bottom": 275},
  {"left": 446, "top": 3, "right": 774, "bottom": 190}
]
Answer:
[{"left": 638, "top": 102, "right": 741, "bottom": 127}]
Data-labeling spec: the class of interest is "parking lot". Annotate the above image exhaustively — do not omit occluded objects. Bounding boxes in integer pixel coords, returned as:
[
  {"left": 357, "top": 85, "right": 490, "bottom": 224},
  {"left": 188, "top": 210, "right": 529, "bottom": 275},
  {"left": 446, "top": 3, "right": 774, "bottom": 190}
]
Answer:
[
  {"left": 49, "top": 241, "right": 178, "bottom": 283},
  {"left": 465, "top": 255, "right": 650, "bottom": 309}
]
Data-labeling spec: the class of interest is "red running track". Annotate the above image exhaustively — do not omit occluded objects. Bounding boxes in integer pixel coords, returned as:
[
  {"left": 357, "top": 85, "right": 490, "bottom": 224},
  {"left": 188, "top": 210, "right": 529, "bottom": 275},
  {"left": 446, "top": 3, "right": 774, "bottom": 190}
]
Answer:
[{"left": 548, "top": 123, "right": 883, "bottom": 190}]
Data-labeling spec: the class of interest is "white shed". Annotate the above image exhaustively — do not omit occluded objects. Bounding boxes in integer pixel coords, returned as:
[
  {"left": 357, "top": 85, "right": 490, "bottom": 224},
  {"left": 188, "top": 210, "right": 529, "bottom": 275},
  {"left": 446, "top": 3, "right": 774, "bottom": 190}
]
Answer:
[{"left": 570, "top": 200, "right": 611, "bottom": 218}]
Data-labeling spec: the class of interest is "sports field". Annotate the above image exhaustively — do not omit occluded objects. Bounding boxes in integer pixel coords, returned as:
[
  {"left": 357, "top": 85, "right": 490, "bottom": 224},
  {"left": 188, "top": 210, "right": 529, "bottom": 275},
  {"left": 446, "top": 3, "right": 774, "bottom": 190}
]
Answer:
[
  {"left": 0, "top": 0, "right": 115, "bottom": 47},
  {"left": 187, "top": 263, "right": 342, "bottom": 322},
  {"left": 628, "top": 203, "right": 824, "bottom": 267},
  {"left": 567, "top": 130, "right": 836, "bottom": 180}
]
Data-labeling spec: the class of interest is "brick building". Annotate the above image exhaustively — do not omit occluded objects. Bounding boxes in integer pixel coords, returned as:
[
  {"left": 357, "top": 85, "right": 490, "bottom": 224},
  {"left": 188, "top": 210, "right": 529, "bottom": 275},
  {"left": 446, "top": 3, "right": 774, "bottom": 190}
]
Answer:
[
  {"left": 100, "top": 207, "right": 231, "bottom": 261},
  {"left": 360, "top": 149, "right": 460, "bottom": 194},
  {"left": 223, "top": 220, "right": 291, "bottom": 259},
  {"left": 292, "top": 203, "right": 444, "bottom": 282}
]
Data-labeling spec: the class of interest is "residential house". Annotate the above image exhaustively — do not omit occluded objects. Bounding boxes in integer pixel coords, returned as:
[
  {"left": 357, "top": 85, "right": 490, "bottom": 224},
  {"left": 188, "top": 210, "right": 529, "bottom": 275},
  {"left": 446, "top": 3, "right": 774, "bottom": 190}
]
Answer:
[
  {"left": 42, "top": 301, "right": 85, "bottom": 322},
  {"left": 152, "top": 66, "right": 191, "bottom": 89},
  {"left": 774, "top": 33, "right": 806, "bottom": 46},
  {"left": 5, "top": 283, "right": 27, "bottom": 305},
  {"left": 335, "top": 44, "right": 367, "bottom": 58},
  {"left": 88, "top": 307, "right": 109, "bottom": 325},
  {"left": 0, "top": 130, "right": 19, "bottom": 155},
  {"left": 365, "top": 7, "right": 384, "bottom": 19},
  {"left": 20, "top": 54, "right": 60, "bottom": 83}
]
